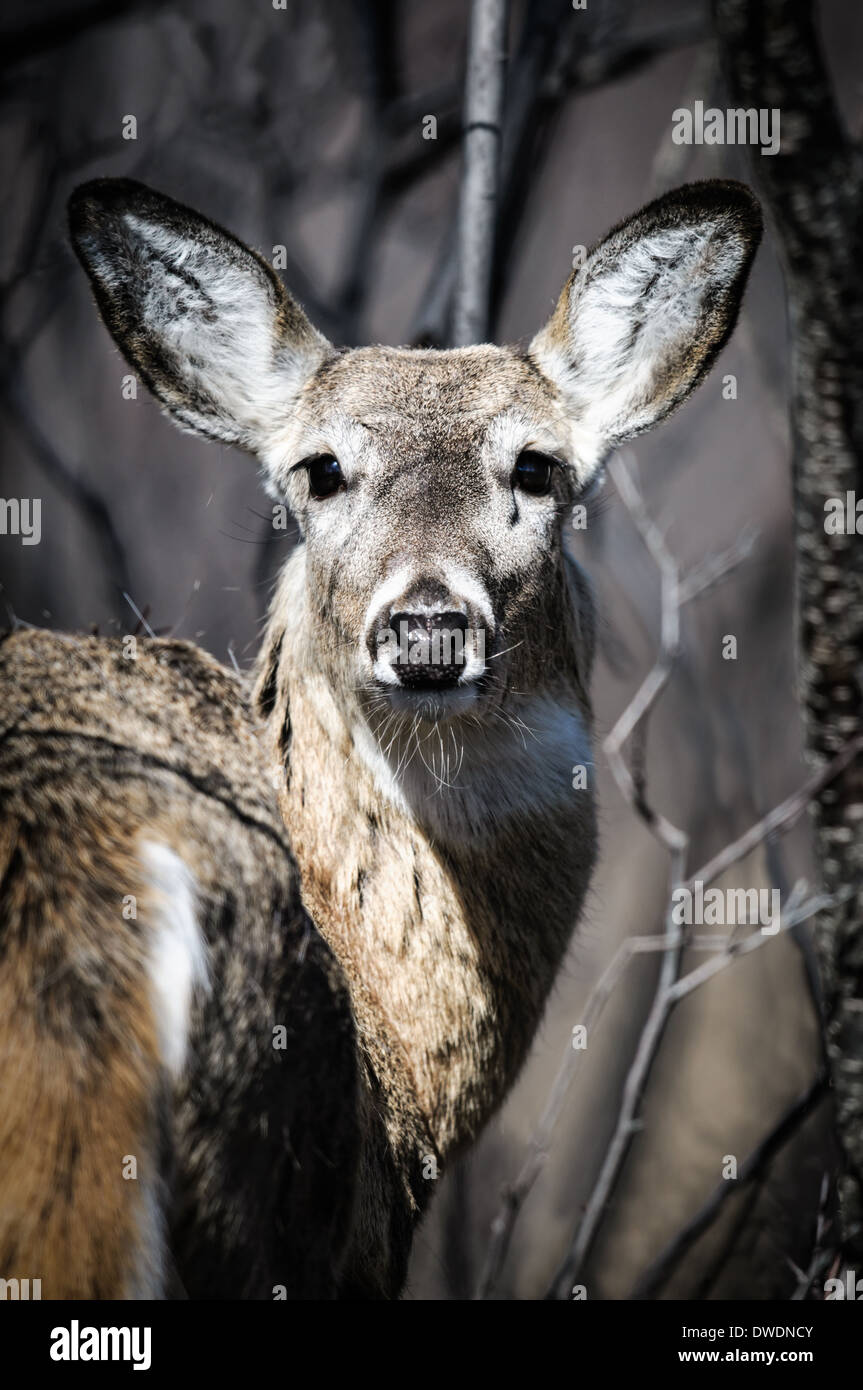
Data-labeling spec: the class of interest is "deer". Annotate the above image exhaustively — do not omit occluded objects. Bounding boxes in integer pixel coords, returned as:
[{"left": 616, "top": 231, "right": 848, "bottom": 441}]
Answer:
[{"left": 0, "top": 176, "right": 761, "bottom": 1298}]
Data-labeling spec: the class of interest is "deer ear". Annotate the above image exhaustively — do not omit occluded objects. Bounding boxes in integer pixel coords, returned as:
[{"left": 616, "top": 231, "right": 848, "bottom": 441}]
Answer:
[
  {"left": 68, "top": 179, "right": 331, "bottom": 454},
  {"left": 529, "top": 181, "right": 762, "bottom": 478}
]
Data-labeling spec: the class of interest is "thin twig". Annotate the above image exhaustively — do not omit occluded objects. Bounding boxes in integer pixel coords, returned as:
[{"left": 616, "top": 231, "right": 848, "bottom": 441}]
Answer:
[
  {"left": 546, "top": 887, "right": 840, "bottom": 1300},
  {"left": 122, "top": 592, "right": 156, "bottom": 639},
  {"left": 632, "top": 1073, "right": 828, "bottom": 1299},
  {"left": 475, "top": 932, "right": 680, "bottom": 1299},
  {"left": 790, "top": 1173, "right": 835, "bottom": 1301},
  {"left": 681, "top": 737, "right": 863, "bottom": 901}
]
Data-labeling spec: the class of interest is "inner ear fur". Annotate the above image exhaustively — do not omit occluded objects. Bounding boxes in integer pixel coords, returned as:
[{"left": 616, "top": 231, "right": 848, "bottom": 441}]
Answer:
[
  {"left": 68, "top": 178, "right": 331, "bottom": 452},
  {"left": 529, "top": 180, "right": 763, "bottom": 471}
]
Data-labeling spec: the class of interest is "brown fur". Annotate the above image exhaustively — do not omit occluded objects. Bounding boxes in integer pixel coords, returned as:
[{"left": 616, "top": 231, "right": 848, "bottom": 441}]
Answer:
[
  {"left": 0, "top": 807, "right": 160, "bottom": 1298},
  {"left": 0, "top": 630, "right": 359, "bottom": 1297}
]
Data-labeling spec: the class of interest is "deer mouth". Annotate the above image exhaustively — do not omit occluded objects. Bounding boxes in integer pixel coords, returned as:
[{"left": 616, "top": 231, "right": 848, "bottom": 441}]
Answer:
[{"left": 367, "top": 660, "right": 493, "bottom": 725}]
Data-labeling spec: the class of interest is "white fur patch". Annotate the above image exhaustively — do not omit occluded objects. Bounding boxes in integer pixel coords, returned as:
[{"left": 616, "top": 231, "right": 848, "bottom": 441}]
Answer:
[
  {"left": 350, "top": 716, "right": 413, "bottom": 817},
  {"left": 364, "top": 563, "right": 417, "bottom": 640},
  {"left": 437, "top": 561, "right": 496, "bottom": 637},
  {"left": 353, "top": 692, "right": 592, "bottom": 844},
  {"left": 139, "top": 840, "right": 208, "bottom": 1079}
]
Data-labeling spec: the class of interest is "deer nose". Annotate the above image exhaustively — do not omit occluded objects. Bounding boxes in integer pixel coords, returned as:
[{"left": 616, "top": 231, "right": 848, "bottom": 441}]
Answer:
[{"left": 388, "top": 610, "right": 469, "bottom": 688}]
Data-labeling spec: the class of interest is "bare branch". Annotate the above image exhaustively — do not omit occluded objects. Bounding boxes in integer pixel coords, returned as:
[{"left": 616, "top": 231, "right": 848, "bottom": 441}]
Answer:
[
  {"left": 631, "top": 1073, "right": 828, "bottom": 1300},
  {"left": 452, "top": 0, "right": 510, "bottom": 345},
  {"left": 790, "top": 1174, "right": 835, "bottom": 1301},
  {"left": 682, "top": 736, "right": 863, "bottom": 900},
  {"left": 476, "top": 931, "right": 678, "bottom": 1300},
  {"left": 546, "top": 886, "right": 839, "bottom": 1300}
]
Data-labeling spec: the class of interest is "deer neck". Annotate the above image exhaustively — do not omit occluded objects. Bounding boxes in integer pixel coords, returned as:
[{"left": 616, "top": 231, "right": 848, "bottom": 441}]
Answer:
[{"left": 256, "top": 556, "right": 597, "bottom": 1163}]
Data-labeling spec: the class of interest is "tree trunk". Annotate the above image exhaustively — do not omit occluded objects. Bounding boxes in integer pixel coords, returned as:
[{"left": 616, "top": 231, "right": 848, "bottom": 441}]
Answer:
[{"left": 715, "top": 0, "right": 863, "bottom": 1256}]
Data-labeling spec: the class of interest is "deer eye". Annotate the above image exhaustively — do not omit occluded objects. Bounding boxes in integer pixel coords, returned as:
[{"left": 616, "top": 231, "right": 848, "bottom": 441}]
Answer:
[
  {"left": 305, "top": 454, "right": 344, "bottom": 499},
  {"left": 513, "top": 451, "right": 555, "bottom": 496}
]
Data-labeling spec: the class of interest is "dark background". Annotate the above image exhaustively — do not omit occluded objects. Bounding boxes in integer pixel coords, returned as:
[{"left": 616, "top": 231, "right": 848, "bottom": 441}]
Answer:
[{"left": 2, "top": 0, "right": 861, "bottom": 1298}]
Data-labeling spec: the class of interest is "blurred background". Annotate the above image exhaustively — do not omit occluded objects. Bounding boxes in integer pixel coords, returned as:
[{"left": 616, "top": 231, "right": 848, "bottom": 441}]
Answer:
[{"left": 2, "top": 0, "right": 861, "bottom": 1299}]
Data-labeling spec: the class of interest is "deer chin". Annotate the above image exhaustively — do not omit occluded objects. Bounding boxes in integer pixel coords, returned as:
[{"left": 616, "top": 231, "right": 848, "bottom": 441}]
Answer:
[{"left": 378, "top": 680, "right": 483, "bottom": 724}]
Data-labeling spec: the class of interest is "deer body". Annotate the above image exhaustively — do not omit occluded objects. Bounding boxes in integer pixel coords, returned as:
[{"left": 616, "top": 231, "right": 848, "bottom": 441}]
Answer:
[{"left": 0, "top": 177, "right": 761, "bottom": 1297}]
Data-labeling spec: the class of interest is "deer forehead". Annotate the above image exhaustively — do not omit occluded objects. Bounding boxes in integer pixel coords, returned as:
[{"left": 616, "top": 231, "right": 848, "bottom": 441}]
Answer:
[
  {"left": 309, "top": 345, "right": 552, "bottom": 405},
  {"left": 297, "top": 345, "right": 564, "bottom": 436}
]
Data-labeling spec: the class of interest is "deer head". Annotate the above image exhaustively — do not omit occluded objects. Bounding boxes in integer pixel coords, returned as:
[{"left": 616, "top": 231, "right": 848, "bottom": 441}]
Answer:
[{"left": 69, "top": 178, "right": 761, "bottom": 814}]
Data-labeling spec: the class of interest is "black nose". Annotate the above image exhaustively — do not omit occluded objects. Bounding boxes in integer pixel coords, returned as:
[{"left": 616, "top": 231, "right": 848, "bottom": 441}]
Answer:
[{"left": 389, "top": 610, "right": 469, "bottom": 688}]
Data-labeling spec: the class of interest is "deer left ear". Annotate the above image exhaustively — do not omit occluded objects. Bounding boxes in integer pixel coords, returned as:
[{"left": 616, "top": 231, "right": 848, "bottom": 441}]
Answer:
[
  {"left": 529, "top": 180, "right": 762, "bottom": 479},
  {"left": 68, "top": 178, "right": 332, "bottom": 456}
]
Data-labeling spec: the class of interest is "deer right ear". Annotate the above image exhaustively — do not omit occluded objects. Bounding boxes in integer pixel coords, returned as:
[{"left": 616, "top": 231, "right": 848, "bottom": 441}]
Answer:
[
  {"left": 529, "top": 180, "right": 762, "bottom": 481},
  {"left": 68, "top": 179, "right": 332, "bottom": 454}
]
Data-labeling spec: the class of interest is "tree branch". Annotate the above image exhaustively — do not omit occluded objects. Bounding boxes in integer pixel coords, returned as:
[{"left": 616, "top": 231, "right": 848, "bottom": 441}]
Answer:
[
  {"left": 631, "top": 1072, "right": 828, "bottom": 1299},
  {"left": 452, "top": 0, "right": 510, "bottom": 345}
]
